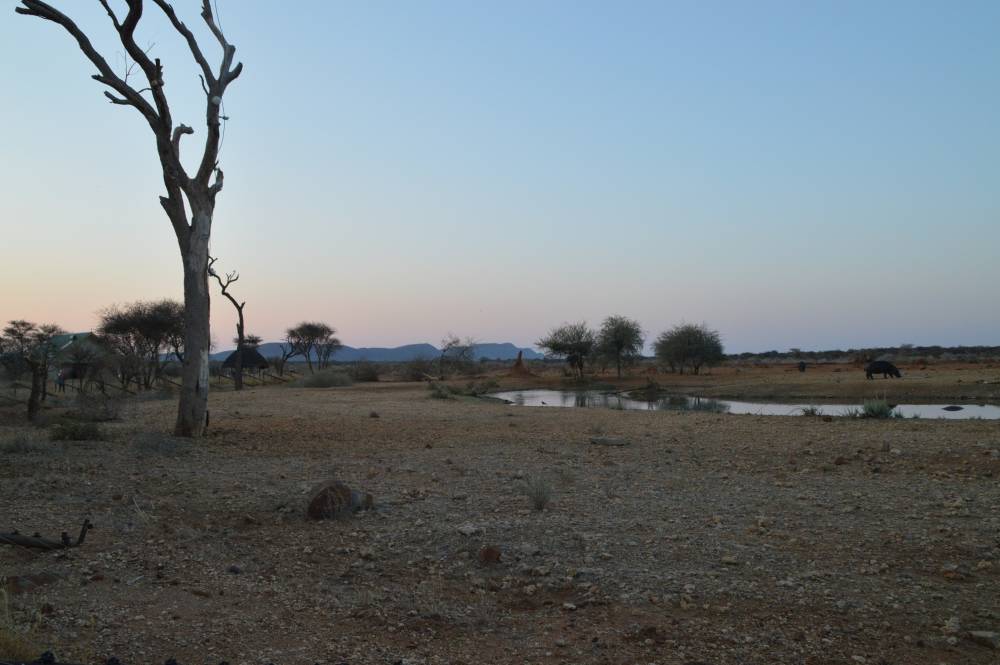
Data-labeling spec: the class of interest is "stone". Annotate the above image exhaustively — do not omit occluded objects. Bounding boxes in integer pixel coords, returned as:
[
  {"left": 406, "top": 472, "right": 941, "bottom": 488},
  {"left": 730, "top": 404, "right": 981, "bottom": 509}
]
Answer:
[
  {"left": 306, "top": 480, "right": 374, "bottom": 520},
  {"left": 590, "top": 436, "right": 629, "bottom": 447},
  {"left": 478, "top": 546, "right": 502, "bottom": 565},
  {"left": 457, "top": 523, "right": 482, "bottom": 536},
  {"left": 968, "top": 631, "right": 1000, "bottom": 649}
]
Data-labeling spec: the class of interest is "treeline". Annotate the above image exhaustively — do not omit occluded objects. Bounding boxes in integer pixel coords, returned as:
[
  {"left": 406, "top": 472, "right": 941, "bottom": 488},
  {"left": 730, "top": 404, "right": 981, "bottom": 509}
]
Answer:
[
  {"left": 537, "top": 317, "right": 724, "bottom": 377},
  {"left": 730, "top": 344, "right": 1000, "bottom": 363}
]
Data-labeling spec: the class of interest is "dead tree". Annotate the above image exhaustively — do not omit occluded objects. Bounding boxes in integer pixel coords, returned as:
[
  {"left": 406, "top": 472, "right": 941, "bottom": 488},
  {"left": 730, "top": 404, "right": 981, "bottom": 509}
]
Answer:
[
  {"left": 0, "top": 519, "right": 92, "bottom": 550},
  {"left": 16, "top": 1, "right": 243, "bottom": 437},
  {"left": 208, "top": 257, "right": 246, "bottom": 391}
]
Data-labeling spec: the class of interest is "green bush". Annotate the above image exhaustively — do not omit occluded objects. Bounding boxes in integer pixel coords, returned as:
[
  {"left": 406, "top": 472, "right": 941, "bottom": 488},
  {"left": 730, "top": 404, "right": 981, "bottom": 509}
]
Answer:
[
  {"left": 300, "top": 370, "right": 353, "bottom": 388},
  {"left": 50, "top": 421, "right": 103, "bottom": 441}
]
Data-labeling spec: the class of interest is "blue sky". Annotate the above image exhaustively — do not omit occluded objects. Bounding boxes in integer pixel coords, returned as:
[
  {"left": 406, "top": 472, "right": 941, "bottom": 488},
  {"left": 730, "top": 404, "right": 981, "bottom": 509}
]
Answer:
[{"left": 1, "top": 1, "right": 997, "bottom": 352}]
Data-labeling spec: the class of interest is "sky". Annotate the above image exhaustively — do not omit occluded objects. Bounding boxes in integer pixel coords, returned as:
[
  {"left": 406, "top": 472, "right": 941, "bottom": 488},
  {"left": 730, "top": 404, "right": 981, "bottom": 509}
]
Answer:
[{"left": 0, "top": 1, "right": 998, "bottom": 354}]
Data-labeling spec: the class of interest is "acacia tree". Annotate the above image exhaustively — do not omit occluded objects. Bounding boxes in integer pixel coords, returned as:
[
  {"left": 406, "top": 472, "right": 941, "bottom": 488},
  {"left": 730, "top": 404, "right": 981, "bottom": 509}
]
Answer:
[
  {"left": 2, "top": 320, "right": 65, "bottom": 420},
  {"left": 17, "top": 1, "right": 243, "bottom": 436},
  {"left": 537, "top": 322, "right": 595, "bottom": 378},
  {"left": 654, "top": 323, "right": 724, "bottom": 375},
  {"left": 596, "top": 315, "right": 644, "bottom": 378},
  {"left": 438, "top": 334, "right": 477, "bottom": 379},
  {"left": 286, "top": 322, "right": 340, "bottom": 373},
  {"left": 98, "top": 300, "right": 184, "bottom": 389},
  {"left": 208, "top": 257, "right": 247, "bottom": 390}
]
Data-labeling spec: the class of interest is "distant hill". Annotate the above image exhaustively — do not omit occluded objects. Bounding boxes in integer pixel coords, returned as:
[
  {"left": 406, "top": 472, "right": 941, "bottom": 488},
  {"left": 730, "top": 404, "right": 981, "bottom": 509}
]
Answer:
[{"left": 209, "top": 342, "right": 542, "bottom": 363}]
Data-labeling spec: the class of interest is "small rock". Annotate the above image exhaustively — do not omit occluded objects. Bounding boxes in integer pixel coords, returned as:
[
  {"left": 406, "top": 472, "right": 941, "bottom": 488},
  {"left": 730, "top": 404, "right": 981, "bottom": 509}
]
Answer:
[
  {"left": 590, "top": 436, "right": 629, "bottom": 447},
  {"left": 478, "top": 546, "right": 502, "bottom": 566},
  {"left": 226, "top": 565, "right": 242, "bottom": 574},
  {"left": 306, "top": 480, "right": 374, "bottom": 520},
  {"left": 457, "top": 523, "right": 482, "bottom": 536},
  {"left": 968, "top": 631, "right": 1000, "bottom": 649}
]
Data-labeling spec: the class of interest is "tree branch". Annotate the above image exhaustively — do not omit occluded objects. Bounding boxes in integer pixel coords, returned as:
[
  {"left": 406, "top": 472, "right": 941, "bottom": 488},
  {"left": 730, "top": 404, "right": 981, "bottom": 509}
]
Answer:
[
  {"left": 209, "top": 167, "right": 224, "bottom": 196},
  {"left": 17, "top": 1, "right": 159, "bottom": 125},
  {"left": 172, "top": 123, "right": 194, "bottom": 153},
  {"left": 150, "top": 0, "right": 216, "bottom": 87}
]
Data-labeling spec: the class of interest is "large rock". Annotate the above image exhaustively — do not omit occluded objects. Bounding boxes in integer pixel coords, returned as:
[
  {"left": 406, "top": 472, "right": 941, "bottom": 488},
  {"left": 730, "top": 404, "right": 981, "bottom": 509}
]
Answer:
[{"left": 306, "top": 480, "right": 374, "bottom": 520}]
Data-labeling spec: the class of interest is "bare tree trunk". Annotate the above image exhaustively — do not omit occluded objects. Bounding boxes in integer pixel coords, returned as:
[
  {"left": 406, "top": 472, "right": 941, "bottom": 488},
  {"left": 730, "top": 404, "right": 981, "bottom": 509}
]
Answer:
[
  {"left": 17, "top": 0, "right": 243, "bottom": 437},
  {"left": 27, "top": 361, "right": 43, "bottom": 421},
  {"left": 175, "top": 220, "right": 211, "bottom": 436}
]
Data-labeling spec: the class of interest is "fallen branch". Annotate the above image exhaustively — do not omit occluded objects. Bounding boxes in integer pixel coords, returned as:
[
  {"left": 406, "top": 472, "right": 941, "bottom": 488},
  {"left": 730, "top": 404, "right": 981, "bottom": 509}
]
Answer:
[{"left": 0, "top": 519, "right": 92, "bottom": 550}]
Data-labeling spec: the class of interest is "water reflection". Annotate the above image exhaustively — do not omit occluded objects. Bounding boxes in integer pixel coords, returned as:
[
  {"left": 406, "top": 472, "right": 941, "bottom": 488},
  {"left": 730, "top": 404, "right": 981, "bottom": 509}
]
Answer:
[{"left": 490, "top": 389, "right": 1000, "bottom": 420}]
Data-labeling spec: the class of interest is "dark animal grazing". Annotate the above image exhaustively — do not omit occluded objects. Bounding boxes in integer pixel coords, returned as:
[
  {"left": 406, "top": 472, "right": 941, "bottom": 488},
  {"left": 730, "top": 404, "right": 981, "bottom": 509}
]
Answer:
[{"left": 865, "top": 361, "right": 901, "bottom": 379}]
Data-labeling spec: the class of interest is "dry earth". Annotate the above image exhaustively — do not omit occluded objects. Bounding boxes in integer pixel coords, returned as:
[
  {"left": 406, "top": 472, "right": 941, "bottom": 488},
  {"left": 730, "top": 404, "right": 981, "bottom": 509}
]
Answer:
[{"left": 2, "top": 373, "right": 1000, "bottom": 664}]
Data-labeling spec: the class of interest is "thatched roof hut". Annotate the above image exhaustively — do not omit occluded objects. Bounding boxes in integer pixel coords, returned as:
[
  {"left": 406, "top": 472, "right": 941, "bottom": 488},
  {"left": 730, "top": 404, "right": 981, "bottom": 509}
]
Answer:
[{"left": 222, "top": 347, "right": 270, "bottom": 371}]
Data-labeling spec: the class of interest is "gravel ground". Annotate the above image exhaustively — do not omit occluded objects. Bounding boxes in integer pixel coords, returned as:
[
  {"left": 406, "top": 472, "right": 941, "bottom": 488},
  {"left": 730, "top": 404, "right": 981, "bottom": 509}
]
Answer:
[{"left": 2, "top": 380, "right": 999, "bottom": 665}]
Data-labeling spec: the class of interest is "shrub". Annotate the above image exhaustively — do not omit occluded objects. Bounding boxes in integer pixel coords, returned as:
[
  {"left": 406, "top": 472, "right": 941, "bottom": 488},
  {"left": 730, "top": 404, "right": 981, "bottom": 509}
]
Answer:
[
  {"left": 349, "top": 361, "right": 380, "bottom": 382},
  {"left": 861, "top": 398, "right": 896, "bottom": 419},
  {"left": 0, "top": 435, "right": 45, "bottom": 455},
  {"left": 401, "top": 357, "right": 435, "bottom": 382},
  {"left": 521, "top": 475, "right": 553, "bottom": 511},
  {"left": 428, "top": 382, "right": 454, "bottom": 399},
  {"left": 800, "top": 405, "right": 824, "bottom": 417},
  {"left": 49, "top": 421, "right": 103, "bottom": 441},
  {"left": 74, "top": 392, "right": 122, "bottom": 421},
  {"left": 300, "top": 370, "right": 353, "bottom": 388}
]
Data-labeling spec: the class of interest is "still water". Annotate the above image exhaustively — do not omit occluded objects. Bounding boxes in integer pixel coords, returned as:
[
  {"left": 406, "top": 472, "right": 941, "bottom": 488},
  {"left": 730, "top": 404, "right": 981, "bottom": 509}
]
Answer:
[{"left": 490, "top": 389, "right": 1000, "bottom": 420}]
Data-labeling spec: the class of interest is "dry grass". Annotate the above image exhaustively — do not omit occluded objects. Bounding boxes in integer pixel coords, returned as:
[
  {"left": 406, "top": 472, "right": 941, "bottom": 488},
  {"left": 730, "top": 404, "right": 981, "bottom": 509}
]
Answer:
[
  {"left": 0, "top": 586, "right": 40, "bottom": 663},
  {"left": 520, "top": 475, "right": 553, "bottom": 511}
]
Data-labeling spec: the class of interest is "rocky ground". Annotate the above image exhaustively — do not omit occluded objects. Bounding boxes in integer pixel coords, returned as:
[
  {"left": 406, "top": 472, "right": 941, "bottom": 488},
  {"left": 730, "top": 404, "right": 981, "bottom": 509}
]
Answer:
[{"left": 2, "top": 377, "right": 999, "bottom": 664}]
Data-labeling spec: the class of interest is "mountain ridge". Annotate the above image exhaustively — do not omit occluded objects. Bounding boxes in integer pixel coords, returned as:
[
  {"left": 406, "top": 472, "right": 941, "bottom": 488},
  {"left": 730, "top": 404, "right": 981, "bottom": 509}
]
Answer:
[{"left": 209, "top": 341, "right": 542, "bottom": 363}]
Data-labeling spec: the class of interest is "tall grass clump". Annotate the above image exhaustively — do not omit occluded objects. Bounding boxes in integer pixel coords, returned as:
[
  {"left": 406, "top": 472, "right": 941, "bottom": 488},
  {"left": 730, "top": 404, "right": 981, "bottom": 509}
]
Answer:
[
  {"left": 521, "top": 475, "right": 553, "bottom": 511},
  {"left": 801, "top": 405, "right": 824, "bottom": 417}
]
